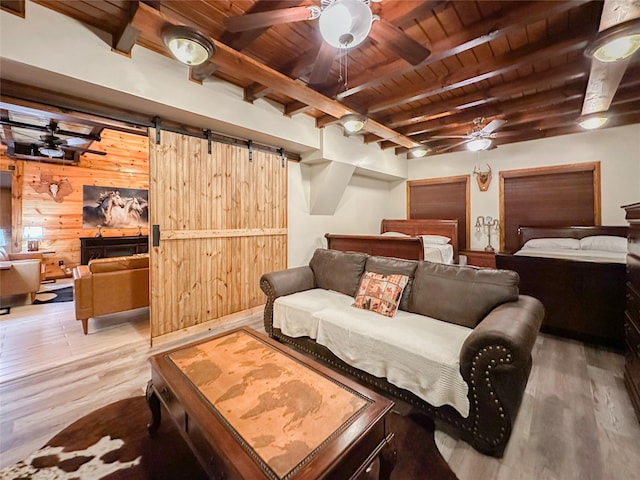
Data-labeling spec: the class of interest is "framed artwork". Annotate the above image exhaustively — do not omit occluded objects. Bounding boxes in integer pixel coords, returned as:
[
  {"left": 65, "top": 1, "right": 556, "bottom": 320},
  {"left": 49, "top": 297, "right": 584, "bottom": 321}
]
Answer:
[{"left": 82, "top": 185, "right": 148, "bottom": 229}]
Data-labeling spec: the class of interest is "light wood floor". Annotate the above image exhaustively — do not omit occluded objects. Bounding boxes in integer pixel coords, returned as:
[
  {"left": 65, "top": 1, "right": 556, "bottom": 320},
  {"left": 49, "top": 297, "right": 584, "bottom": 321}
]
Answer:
[{"left": 1, "top": 293, "right": 639, "bottom": 479}]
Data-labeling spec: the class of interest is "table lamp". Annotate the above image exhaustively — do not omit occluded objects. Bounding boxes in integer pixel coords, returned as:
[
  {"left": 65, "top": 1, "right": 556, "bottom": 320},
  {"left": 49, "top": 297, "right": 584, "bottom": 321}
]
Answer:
[{"left": 24, "top": 226, "right": 43, "bottom": 252}]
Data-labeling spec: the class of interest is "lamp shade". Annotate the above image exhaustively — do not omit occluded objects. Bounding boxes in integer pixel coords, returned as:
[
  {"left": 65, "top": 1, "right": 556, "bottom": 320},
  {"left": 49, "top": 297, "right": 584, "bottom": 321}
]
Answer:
[
  {"left": 163, "top": 26, "right": 216, "bottom": 66},
  {"left": 23, "top": 226, "right": 43, "bottom": 239},
  {"left": 319, "top": 0, "right": 373, "bottom": 49}
]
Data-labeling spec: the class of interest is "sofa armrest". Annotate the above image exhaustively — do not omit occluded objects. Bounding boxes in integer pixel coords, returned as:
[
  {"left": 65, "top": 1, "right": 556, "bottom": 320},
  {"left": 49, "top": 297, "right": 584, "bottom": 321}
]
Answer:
[
  {"left": 73, "top": 265, "right": 93, "bottom": 325},
  {"left": 260, "top": 266, "right": 316, "bottom": 335},
  {"left": 461, "top": 295, "right": 544, "bottom": 371},
  {"left": 458, "top": 295, "right": 544, "bottom": 451}
]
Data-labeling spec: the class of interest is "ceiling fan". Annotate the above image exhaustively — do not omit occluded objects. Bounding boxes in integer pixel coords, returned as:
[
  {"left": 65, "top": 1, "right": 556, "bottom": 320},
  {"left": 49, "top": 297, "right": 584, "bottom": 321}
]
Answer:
[
  {"left": 0, "top": 119, "right": 107, "bottom": 158},
  {"left": 224, "top": 0, "right": 431, "bottom": 85},
  {"left": 420, "top": 117, "right": 508, "bottom": 154}
]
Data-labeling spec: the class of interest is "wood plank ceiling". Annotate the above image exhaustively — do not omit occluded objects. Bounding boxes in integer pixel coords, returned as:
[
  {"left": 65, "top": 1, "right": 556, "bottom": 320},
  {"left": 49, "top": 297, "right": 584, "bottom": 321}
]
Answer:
[{"left": 9, "top": 1, "right": 640, "bottom": 157}]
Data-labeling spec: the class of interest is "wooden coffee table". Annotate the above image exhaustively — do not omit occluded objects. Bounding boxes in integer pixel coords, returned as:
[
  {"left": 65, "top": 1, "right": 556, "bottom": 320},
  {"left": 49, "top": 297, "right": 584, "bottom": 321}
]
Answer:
[{"left": 147, "top": 327, "right": 396, "bottom": 479}]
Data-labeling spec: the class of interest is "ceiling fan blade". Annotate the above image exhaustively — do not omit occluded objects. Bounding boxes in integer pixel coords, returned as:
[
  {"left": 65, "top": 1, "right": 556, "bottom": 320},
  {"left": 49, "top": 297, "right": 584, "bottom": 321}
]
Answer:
[
  {"left": 308, "top": 41, "right": 337, "bottom": 86},
  {"left": 479, "top": 119, "right": 507, "bottom": 135},
  {"left": 224, "top": 6, "right": 313, "bottom": 32},
  {"left": 426, "top": 135, "right": 470, "bottom": 140},
  {"left": 369, "top": 19, "right": 430, "bottom": 66},
  {"left": 436, "top": 139, "right": 470, "bottom": 153}
]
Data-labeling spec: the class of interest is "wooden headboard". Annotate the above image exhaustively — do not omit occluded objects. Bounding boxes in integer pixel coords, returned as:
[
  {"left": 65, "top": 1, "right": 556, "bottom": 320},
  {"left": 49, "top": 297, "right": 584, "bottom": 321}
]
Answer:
[
  {"left": 517, "top": 225, "right": 628, "bottom": 249},
  {"left": 381, "top": 219, "right": 459, "bottom": 261}
]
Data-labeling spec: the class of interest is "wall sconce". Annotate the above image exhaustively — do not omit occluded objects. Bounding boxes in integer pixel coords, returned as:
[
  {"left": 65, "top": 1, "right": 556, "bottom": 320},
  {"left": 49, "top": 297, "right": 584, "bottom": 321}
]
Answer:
[
  {"left": 577, "top": 113, "right": 609, "bottom": 130},
  {"left": 340, "top": 113, "right": 367, "bottom": 134},
  {"left": 584, "top": 17, "right": 640, "bottom": 63},
  {"left": 475, "top": 216, "right": 500, "bottom": 252},
  {"left": 162, "top": 25, "right": 216, "bottom": 66},
  {"left": 23, "top": 226, "right": 43, "bottom": 252}
]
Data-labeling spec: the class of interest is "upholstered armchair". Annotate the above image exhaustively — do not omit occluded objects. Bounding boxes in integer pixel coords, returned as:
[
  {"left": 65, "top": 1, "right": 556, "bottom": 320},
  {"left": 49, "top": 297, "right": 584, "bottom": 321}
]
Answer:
[{"left": 0, "top": 247, "right": 44, "bottom": 309}]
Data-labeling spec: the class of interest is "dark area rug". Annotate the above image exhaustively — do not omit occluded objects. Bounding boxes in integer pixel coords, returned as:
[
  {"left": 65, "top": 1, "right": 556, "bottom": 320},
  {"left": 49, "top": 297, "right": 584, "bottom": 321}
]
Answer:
[
  {"left": 33, "top": 286, "right": 74, "bottom": 304},
  {"left": 1, "top": 396, "right": 458, "bottom": 480}
]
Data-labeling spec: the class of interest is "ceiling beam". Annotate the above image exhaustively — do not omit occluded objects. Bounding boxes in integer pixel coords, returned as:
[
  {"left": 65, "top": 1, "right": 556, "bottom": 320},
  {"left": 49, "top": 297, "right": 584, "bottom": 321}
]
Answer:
[
  {"left": 129, "top": 2, "right": 418, "bottom": 148},
  {"left": 112, "top": 1, "right": 140, "bottom": 54},
  {"left": 367, "top": 30, "right": 591, "bottom": 114},
  {"left": 378, "top": 61, "right": 590, "bottom": 129},
  {"left": 337, "top": 0, "right": 592, "bottom": 100}
]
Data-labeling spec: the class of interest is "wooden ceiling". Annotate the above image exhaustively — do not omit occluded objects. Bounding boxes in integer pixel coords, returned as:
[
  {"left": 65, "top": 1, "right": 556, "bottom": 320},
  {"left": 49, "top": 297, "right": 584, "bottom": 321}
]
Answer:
[{"left": 9, "top": 0, "right": 640, "bottom": 157}]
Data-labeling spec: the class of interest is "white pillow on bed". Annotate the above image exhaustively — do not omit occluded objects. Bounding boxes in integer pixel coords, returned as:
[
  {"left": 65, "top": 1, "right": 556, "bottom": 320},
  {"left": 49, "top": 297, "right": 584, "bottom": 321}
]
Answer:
[
  {"left": 579, "top": 235, "right": 627, "bottom": 253},
  {"left": 420, "top": 234, "right": 451, "bottom": 245},
  {"left": 521, "top": 237, "right": 580, "bottom": 250},
  {"left": 381, "top": 231, "right": 410, "bottom": 237}
]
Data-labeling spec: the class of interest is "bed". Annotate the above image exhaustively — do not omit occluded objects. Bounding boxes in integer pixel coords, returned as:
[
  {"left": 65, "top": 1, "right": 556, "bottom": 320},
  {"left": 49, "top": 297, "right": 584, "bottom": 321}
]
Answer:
[
  {"left": 496, "top": 226, "right": 627, "bottom": 349},
  {"left": 325, "top": 218, "right": 459, "bottom": 264}
]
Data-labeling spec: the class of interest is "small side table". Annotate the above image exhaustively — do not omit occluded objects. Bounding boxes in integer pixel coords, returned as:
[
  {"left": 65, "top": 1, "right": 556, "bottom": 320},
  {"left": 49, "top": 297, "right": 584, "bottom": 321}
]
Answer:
[{"left": 460, "top": 249, "right": 496, "bottom": 268}]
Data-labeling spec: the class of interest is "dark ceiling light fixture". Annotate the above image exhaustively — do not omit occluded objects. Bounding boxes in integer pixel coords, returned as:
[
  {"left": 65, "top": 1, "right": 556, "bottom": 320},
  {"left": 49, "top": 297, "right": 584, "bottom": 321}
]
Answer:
[
  {"left": 584, "top": 17, "right": 640, "bottom": 63},
  {"left": 162, "top": 25, "right": 216, "bottom": 66},
  {"left": 340, "top": 113, "right": 367, "bottom": 133}
]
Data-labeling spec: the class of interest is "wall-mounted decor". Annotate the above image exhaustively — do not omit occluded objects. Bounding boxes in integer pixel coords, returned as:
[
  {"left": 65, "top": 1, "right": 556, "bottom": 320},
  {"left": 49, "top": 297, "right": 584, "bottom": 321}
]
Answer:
[
  {"left": 82, "top": 185, "right": 148, "bottom": 229},
  {"left": 32, "top": 175, "right": 73, "bottom": 203},
  {"left": 473, "top": 164, "right": 492, "bottom": 192}
]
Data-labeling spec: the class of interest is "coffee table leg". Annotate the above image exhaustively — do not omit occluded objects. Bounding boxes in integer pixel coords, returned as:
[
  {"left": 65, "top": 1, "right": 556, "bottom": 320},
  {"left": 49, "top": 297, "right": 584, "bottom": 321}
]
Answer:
[
  {"left": 377, "top": 435, "right": 397, "bottom": 480},
  {"left": 146, "top": 380, "right": 161, "bottom": 437}
]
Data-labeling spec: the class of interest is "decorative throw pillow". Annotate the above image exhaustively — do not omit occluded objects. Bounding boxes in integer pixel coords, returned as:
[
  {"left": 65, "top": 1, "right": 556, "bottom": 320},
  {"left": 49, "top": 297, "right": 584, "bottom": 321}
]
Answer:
[{"left": 353, "top": 271, "right": 409, "bottom": 317}]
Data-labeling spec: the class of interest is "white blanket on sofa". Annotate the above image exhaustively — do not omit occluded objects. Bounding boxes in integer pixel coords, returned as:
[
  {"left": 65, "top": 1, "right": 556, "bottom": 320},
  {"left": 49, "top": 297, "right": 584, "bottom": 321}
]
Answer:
[{"left": 274, "top": 289, "right": 472, "bottom": 417}]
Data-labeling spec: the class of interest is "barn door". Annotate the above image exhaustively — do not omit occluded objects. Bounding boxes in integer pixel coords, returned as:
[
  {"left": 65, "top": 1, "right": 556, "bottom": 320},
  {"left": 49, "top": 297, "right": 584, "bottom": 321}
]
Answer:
[{"left": 148, "top": 129, "right": 287, "bottom": 341}]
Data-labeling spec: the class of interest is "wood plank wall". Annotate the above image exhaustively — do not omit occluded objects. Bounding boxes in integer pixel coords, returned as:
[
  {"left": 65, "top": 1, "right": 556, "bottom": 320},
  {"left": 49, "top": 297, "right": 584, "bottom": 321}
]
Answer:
[
  {"left": 0, "top": 129, "right": 149, "bottom": 278},
  {"left": 149, "top": 130, "right": 287, "bottom": 339}
]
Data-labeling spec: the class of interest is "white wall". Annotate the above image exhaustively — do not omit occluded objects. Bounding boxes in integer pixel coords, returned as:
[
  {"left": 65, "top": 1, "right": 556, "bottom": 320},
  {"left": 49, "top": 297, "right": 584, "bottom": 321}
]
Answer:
[
  {"left": 288, "top": 163, "right": 405, "bottom": 266},
  {"left": 409, "top": 124, "right": 640, "bottom": 250}
]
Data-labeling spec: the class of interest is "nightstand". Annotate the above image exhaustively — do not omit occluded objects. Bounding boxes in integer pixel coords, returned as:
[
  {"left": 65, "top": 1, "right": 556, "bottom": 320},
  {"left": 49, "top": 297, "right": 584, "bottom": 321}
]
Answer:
[{"left": 460, "top": 249, "right": 496, "bottom": 268}]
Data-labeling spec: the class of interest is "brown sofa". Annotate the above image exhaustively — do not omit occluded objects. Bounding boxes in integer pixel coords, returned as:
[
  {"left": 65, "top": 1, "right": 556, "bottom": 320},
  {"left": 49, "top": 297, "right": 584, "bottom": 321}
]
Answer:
[
  {"left": 0, "top": 249, "right": 44, "bottom": 311},
  {"left": 260, "top": 248, "right": 544, "bottom": 456},
  {"left": 73, "top": 254, "right": 149, "bottom": 334}
]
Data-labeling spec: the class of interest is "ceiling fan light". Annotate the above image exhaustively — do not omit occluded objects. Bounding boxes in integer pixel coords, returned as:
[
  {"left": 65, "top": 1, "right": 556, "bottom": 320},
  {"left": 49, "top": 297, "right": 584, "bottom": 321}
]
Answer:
[
  {"left": 340, "top": 113, "right": 367, "bottom": 133},
  {"left": 585, "top": 18, "right": 640, "bottom": 62},
  {"left": 38, "top": 146, "right": 65, "bottom": 158},
  {"left": 578, "top": 114, "right": 609, "bottom": 130},
  {"left": 319, "top": 0, "right": 373, "bottom": 49},
  {"left": 467, "top": 138, "right": 492, "bottom": 152},
  {"left": 163, "top": 26, "right": 216, "bottom": 66}
]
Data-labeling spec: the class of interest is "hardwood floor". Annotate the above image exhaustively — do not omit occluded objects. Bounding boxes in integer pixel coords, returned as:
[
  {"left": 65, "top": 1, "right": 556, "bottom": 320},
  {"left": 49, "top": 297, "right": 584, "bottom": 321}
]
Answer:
[{"left": 1, "top": 293, "right": 639, "bottom": 479}]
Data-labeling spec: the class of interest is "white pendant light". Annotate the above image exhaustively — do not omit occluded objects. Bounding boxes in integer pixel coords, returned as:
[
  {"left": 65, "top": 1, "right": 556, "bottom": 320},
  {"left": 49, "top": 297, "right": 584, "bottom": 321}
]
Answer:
[
  {"left": 163, "top": 26, "right": 216, "bottom": 66},
  {"left": 467, "top": 138, "right": 492, "bottom": 152},
  {"left": 319, "top": 0, "right": 373, "bottom": 49}
]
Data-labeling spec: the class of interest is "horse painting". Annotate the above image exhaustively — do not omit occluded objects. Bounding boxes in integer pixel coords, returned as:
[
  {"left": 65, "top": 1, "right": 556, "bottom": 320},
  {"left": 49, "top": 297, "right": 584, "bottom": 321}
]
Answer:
[
  {"left": 109, "top": 196, "right": 149, "bottom": 228},
  {"left": 82, "top": 191, "right": 125, "bottom": 227}
]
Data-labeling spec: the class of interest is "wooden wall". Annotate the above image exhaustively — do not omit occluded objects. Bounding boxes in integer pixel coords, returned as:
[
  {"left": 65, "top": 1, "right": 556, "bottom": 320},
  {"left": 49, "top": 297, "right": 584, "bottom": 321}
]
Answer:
[{"left": 0, "top": 129, "right": 149, "bottom": 278}]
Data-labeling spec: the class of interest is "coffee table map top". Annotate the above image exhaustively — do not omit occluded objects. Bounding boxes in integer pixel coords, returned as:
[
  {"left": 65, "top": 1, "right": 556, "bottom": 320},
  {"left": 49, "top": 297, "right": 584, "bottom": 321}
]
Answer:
[{"left": 167, "top": 329, "right": 372, "bottom": 479}]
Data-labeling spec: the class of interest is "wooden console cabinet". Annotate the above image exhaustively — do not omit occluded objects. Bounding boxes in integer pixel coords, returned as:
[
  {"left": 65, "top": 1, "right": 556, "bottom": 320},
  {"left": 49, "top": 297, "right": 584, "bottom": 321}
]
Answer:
[
  {"left": 80, "top": 236, "right": 148, "bottom": 265},
  {"left": 460, "top": 249, "right": 496, "bottom": 268},
  {"left": 623, "top": 202, "right": 640, "bottom": 422}
]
